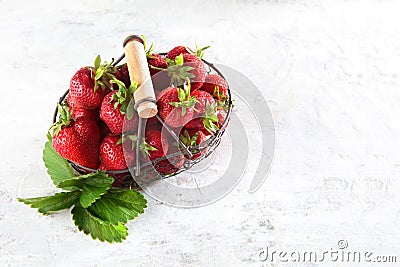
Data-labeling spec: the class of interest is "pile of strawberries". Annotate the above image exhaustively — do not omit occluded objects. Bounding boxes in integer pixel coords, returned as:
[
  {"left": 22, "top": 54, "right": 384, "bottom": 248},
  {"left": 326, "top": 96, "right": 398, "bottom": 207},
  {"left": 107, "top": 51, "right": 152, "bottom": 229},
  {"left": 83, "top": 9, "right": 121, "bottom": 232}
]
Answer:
[{"left": 50, "top": 43, "right": 230, "bottom": 185}]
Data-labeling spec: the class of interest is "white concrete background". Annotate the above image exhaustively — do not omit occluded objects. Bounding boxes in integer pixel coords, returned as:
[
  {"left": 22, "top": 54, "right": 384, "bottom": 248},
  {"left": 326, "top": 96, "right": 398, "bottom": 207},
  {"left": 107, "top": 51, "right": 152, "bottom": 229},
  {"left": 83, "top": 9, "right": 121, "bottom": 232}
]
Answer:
[{"left": 1, "top": 0, "right": 400, "bottom": 266}]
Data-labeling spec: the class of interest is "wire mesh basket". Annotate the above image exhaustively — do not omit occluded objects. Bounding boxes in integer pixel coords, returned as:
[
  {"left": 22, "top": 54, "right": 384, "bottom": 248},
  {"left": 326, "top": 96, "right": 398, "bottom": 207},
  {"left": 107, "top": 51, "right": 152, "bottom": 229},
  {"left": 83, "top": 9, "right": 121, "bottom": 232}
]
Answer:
[{"left": 53, "top": 52, "right": 232, "bottom": 189}]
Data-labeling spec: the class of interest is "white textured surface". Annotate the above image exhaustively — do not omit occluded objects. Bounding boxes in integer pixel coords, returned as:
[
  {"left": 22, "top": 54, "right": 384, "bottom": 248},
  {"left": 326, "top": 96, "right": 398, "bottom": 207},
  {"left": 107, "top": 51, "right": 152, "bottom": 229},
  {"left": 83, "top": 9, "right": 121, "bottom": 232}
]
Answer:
[{"left": 1, "top": 0, "right": 400, "bottom": 266}]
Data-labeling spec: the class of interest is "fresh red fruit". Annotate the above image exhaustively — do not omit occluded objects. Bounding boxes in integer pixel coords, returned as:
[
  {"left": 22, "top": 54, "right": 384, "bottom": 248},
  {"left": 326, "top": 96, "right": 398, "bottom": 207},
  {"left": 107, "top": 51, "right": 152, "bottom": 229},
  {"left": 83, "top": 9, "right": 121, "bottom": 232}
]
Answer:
[
  {"left": 201, "top": 74, "right": 228, "bottom": 100},
  {"left": 151, "top": 70, "right": 171, "bottom": 91},
  {"left": 142, "top": 128, "right": 169, "bottom": 161},
  {"left": 148, "top": 54, "right": 168, "bottom": 76},
  {"left": 165, "top": 54, "right": 206, "bottom": 91},
  {"left": 115, "top": 64, "right": 131, "bottom": 88},
  {"left": 157, "top": 85, "right": 196, "bottom": 128},
  {"left": 185, "top": 91, "right": 219, "bottom": 134},
  {"left": 216, "top": 108, "right": 228, "bottom": 129},
  {"left": 166, "top": 46, "right": 190, "bottom": 60},
  {"left": 191, "top": 90, "right": 215, "bottom": 114},
  {"left": 100, "top": 135, "right": 135, "bottom": 171},
  {"left": 180, "top": 129, "right": 208, "bottom": 159},
  {"left": 146, "top": 116, "right": 162, "bottom": 131},
  {"left": 67, "top": 96, "right": 99, "bottom": 123},
  {"left": 184, "top": 90, "right": 214, "bottom": 131},
  {"left": 100, "top": 80, "right": 138, "bottom": 134},
  {"left": 155, "top": 140, "right": 184, "bottom": 175},
  {"left": 51, "top": 106, "right": 100, "bottom": 169},
  {"left": 69, "top": 55, "right": 116, "bottom": 109},
  {"left": 182, "top": 53, "right": 206, "bottom": 91}
]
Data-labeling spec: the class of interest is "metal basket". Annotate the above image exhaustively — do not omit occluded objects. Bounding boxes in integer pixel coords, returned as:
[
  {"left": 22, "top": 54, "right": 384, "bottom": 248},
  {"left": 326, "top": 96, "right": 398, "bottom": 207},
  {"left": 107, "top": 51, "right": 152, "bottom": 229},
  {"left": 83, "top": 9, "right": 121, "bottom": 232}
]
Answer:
[{"left": 53, "top": 52, "right": 233, "bottom": 189}]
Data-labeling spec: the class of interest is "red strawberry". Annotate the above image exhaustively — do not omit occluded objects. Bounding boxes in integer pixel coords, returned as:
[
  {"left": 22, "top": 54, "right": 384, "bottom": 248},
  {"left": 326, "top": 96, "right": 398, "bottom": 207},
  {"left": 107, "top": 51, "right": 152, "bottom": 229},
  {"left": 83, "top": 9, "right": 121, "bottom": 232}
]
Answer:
[
  {"left": 100, "top": 79, "right": 138, "bottom": 134},
  {"left": 216, "top": 107, "right": 228, "bottom": 129},
  {"left": 146, "top": 116, "right": 162, "bottom": 131},
  {"left": 201, "top": 74, "right": 228, "bottom": 100},
  {"left": 166, "top": 46, "right": 190, "bottom": 60},
  {"left": 51, "top": 104, "right": 100, "bottom": 169},
  {"left": 166, "top": 45, "right": 210, "bottom": 60},
  {"left": 180, "top": 129, "right": 208, "bottom": 159},
  {"left": 115, "top": 63, "right": 131, "bottom": 88},
  {"left": 155, "top": 140, "right": 184, "bottom": 175},
  {"left": 185, "top": 95, "right": 219, "bottom": 134},
  {"left": 148, "top": 54, "right": 168, "bottom": 76},
  {"left": 183, "top": 54, "right": 206, "bottom": 91},
  {"left": 100, "top": 135, "right": 135, "bottom": 170},
  {"left": 67, "top": 96, "right": 99, "bottom": 123},
  {"left": 141, "top": 128, "right": 169, "bottom": 161},
  {"left": 69, "top": 55, "right": 116, "bottom": 109},
  {"left": 151, "top": 70, "right": 171, "bottom": 91},
  {"left": 157, "top": 83, "right": 197, "bottom": 128},
  {"left": 191, "top": 90, "right": 215, "bottom": 114},
  {"left": 165, "top": 54, "right": 206, "bottom": 91}
]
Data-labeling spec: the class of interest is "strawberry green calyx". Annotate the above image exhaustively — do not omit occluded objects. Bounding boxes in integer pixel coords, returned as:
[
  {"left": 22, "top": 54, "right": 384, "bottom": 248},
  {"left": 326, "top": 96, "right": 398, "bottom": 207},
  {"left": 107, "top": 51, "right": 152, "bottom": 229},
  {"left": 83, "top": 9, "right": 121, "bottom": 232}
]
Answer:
[
  {"left": 169, "top": 79, "right": 197, "bottom": 116},
  {"left": 188, "top": 45, "right": 210, "bottom": 59},
  {"left": 90, "top": 55, "right": 117, "bottom": 92},
  {"left": 180, "top": 130, "right": 199, "bottom": 147},
  {"left": 214, "top": 85, "right": 230, "bottom": 110},
  {"left": 110, "top": 79, "right": 138, "bottom": 120},
  {"left": 202, "top": 101, "right": 220, "bottom": 134},
  {"left": 141, "top": 34, "right": 155, "bottom": 57},
  {"left": 117, "top": 134, "right": 137, "bottom": 151},
  {"left": 118, "top": 133, "right": 157, "bottom": 157},
  {"left": 49, "top": 104, "right": 72, "bottom": 137},
  {"left": 140, "top": 141, "right": 157, "bottom": 157},
  {"left": 165, "top": 54, "right": 195, "bottom": 87}
]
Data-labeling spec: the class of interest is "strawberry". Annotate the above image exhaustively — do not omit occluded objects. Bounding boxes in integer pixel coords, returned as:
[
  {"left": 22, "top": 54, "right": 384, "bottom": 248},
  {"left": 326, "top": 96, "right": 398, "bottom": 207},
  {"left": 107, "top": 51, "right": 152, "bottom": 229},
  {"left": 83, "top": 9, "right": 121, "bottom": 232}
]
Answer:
[
  {"left": 216, "top": 107, "right": 228, "bottom": 129},
  {"left": 50, "top": 104, "right": 100, "bottom": 169},
  {"left": 146, "top": 116, "right": 162, "bottom": 131},
  {"left": 185, "top": 93, "right": 219, "bottom": 134},
  {"left": 155, "top": 140, "right": 184, "bottom": 175},
  {"left": 67, "top": 96, "right": 99, "bottom": 123},
  {"left": 148, "top": 54, "right": 168, "bottom": 76},
  {"left": 166, "top": 45, "right": 210, "bottom": 60},
  {"left": 69, "top": 55, "right": 116, "bottom": 109},
  {"left": 201, "top": 74, "right": 228, "bottom": 100},
  {"left": 100, "top": 79, "right": 138, "bottom": 134},
  {"left": 152, "top": 70, "right": 171, "bottom": 91},
  {"left": 156, "top": 82, "right": 197, "bottom": 128},
  {"left": 100, "top": 135, "right": 136, "bottom": 170},
  {"left": 179, "top": 129, "right": 208, "bottom": 159},
  {"left": 166, "top": 46, "right": 189, "bottom": 60},
  {"left": 115, "top": 63, "right": 131, "bottom": 88},
  {"left": 142, "top": 128, "right": 169, "bottom": 161},
  {"left": 165, "top": 54, "right": 206, "bottom": 91},
  {"left": 191, "top": 90, "right": 215, "bottom": 114}
]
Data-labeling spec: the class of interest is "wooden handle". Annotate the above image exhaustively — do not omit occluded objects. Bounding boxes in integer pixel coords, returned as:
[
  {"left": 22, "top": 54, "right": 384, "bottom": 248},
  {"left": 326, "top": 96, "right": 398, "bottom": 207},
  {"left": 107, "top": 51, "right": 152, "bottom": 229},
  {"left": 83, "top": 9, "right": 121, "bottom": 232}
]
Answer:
[{"left": 123, "top": 35, "right": 158, "bottom": 118}]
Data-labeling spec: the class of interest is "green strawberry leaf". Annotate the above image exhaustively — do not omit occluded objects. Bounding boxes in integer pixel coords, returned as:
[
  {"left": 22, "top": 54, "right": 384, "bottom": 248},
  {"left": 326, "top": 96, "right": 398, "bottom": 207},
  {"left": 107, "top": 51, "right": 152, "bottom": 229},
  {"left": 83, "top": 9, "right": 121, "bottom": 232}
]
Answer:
[
  {"left": 43, "top": 140, "right": 74, "bottom": 186},
  {"left": 140, "top": 141, "right": 158, "bottom": 157},
  {"left": 18, "top": 191, "right": 80, "bottom": 215},
  {"left": 175, "top": 54, "right": 184, "bottom": 65},
  {"left": 125, "top": 103, "right": 134, "bottom": 120},
  {"left": 94, "top": 55, "right": 101, "bottom": 69},
  {"left": 72, "top": 204, "right": 127, "bottom": 243},
  {"left": 95, "top": 68, "right": 104, "bottom": 80},
  {"left": 87, "top": 190, "right": 147, "bottom": 225},
  {"left": 58, "top": 171, "right": 114, "bottom": 208},
  {"left": 49, "top": 104, "right": 71, "bottom": 137}
]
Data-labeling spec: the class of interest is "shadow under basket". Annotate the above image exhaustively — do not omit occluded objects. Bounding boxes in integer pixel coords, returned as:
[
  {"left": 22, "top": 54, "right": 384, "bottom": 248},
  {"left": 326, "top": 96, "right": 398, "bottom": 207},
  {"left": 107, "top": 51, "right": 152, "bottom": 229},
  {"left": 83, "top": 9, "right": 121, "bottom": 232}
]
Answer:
[{"left": 53, "top": 53, "right": 233, "bottom": 190}]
